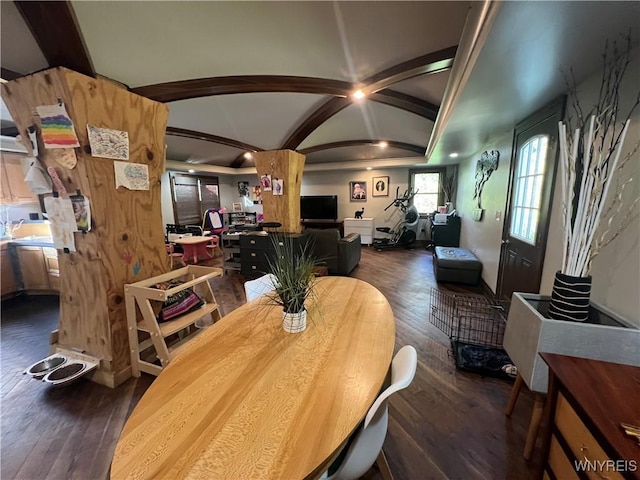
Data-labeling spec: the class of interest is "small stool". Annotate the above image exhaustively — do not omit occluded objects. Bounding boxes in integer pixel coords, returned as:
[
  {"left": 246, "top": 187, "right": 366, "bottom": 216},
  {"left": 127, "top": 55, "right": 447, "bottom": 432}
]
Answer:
[
  {"left": 433, "top": 247, "right": 482, "bottom": 285},
  {"left": 165, "top": 243, "right": 185, "bottom": 269},
  {"left": 206, "top": 235, "right": 222, "bottom": 257}
]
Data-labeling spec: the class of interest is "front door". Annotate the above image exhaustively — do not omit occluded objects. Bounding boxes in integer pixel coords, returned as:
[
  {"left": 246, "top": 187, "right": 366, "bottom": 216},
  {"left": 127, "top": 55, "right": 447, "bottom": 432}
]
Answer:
[{"left": 497, "top": 99, "right": 565, "bottom": 301}]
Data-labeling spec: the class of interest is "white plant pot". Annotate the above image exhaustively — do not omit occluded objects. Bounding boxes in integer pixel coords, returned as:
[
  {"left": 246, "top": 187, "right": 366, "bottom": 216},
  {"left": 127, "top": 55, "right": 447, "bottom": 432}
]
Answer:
[{"left": 282, "top": 309, "right": 307, "bottom": 333}]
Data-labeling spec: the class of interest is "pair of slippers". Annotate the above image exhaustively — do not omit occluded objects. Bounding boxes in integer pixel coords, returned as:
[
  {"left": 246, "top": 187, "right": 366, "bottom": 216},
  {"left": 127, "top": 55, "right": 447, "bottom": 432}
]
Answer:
[{"left": 501, "top": 364, "right": 518, "bottom": 377}]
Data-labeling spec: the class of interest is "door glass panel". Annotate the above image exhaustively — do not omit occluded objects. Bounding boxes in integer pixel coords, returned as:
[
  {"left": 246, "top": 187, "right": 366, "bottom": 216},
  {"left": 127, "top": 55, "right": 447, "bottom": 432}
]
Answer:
[{"left": 509, "top": 135, "right": 548, "bottom": 244}]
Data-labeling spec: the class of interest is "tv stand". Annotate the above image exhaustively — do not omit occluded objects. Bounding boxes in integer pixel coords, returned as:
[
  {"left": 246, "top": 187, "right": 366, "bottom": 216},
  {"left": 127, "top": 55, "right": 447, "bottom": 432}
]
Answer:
[{"left": 301, "top": 219, "right": 344, "bottom": 237}]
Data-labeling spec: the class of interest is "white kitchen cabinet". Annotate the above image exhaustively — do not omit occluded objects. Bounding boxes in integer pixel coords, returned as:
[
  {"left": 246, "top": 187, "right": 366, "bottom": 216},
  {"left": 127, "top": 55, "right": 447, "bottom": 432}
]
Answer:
[{"left": 343, "top": 217, "right": 374, "bottom": 245}]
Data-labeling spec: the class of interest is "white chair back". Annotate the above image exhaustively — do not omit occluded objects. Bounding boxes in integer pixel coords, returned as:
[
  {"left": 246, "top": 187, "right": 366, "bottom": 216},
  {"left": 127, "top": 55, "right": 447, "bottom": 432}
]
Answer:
[
  {"left": 244, "top": 273, "right": 278, "bottom": 302},
  {"left": 326, "top": 345, "right": 417, "bottom": 480}
]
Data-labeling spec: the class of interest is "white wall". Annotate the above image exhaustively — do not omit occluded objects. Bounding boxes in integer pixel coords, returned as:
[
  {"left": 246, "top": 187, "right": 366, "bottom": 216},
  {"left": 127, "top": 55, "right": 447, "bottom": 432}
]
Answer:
[
  {"left": 300, "top": 167, "right": 428, "bottom": 236},
  {"left": 541, "top": 52, "right": 640, "bottom": 326},
  {"left": 456, "top": 131, "right": 513, "bottom": 291},
  {"left": 160, "top": 166, "right": 431, "bottom": 240},
  {"left": 455, "top": 51, "right": 640, "bottom": 326},
  {"left": 160, "top": 171, "right": 174, "bottom": 226}
]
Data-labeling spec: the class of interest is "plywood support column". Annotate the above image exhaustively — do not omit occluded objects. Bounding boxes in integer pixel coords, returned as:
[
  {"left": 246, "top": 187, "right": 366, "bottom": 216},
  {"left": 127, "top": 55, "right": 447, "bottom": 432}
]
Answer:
[
  {"left": 253, "top": 150, "right": 305, "bottom": 233},
  {"left": 1, "top": 67, "right": 169, "bottom": 387}
]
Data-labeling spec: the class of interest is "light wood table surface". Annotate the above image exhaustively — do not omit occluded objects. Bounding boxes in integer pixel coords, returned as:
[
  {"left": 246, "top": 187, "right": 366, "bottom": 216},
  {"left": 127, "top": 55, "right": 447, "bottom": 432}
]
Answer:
[{"left": 111, "top": 276, "right": 395, "bottom": 480}]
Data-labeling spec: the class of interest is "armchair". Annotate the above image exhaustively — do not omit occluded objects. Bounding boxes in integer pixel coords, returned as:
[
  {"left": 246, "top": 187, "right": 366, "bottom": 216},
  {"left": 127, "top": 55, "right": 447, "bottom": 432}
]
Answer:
[{"left": 305, "top": 228, "right": 361, "bottom": 275}]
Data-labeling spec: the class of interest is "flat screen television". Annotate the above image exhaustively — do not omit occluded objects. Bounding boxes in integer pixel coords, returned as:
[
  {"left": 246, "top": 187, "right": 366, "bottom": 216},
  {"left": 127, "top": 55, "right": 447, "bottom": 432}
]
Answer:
[{"left": 300, "top": 195, "right": 338, "bottom": 220}]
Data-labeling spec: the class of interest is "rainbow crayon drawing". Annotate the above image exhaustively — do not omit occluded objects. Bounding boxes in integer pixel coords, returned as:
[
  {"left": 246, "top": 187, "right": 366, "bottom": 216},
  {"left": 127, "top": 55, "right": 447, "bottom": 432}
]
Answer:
[{"left": 36, "top": 104, "right": 80, "bottom": 149}]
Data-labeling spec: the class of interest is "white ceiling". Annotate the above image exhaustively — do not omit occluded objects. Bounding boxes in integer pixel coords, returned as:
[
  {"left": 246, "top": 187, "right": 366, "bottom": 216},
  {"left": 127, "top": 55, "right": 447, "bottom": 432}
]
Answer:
[{"left": 1, "top": 1, "right": 639, "bottom": 171}]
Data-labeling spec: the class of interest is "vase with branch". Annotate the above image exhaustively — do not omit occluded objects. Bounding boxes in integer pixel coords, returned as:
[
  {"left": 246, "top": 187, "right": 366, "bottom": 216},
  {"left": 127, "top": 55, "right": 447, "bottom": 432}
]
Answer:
[
  {"left": 440, "top": 172, "right": 456, "bottom": 210},
  {"left": 550, "top": 36, "right": 639, "bottom": 322}
]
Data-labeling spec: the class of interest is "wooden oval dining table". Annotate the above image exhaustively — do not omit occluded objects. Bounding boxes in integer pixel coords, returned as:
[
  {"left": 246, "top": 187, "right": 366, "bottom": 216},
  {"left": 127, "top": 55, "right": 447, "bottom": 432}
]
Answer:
[{"left": 111, "top": 276, "right": 396, "bottom": 480}]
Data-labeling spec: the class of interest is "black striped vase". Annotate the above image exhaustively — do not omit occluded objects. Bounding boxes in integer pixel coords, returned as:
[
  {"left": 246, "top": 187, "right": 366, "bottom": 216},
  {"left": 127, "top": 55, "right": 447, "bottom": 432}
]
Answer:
[{"left": 548, "top": 271, "right": 592, "bottom": 322}]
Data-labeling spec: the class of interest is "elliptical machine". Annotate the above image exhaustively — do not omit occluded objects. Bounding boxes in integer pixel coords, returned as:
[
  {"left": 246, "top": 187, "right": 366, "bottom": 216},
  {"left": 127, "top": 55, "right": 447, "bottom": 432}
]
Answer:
[{"left": 372, "top": 187, "right": 419, "bottom": 250}]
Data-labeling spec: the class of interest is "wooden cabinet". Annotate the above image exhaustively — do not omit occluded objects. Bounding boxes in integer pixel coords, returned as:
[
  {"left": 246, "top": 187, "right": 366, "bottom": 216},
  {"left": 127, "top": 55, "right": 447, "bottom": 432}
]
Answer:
[
  {"left": 43, "top": 247, "right": 60, "bottom": 292},
  {"left": 344, "top": 217, "right": 374, "bottom": 245},
  {"left": 17, "top": 246, "right": 50, "bottom": 290},
  {"left": 240, "top": 232, "right": 306, "bottom": 276},
  {"left": 240, "top": 232, "right": 272, "bottom": 275},
  {"left": 541, "top": 353, "right": 639, "bottom": 480},
  {"left": 0, "top": 153, "right": 39, "bottom": 204},
  {"left": 431, "top": 216, "right": 461, "bottom": 247},
  {"left": 1, "top": 243, "right": 17, "bottom": 296}
]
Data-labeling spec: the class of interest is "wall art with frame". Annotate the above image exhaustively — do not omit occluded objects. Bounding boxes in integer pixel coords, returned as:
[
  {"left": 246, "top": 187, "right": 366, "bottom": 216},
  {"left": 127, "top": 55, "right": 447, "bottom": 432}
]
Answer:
[
  {"left": 350, "top": 181, "right": 367, "bottom": 201},
  {"left": 372, "top": 176, "right": 389, "bottom": 197}
]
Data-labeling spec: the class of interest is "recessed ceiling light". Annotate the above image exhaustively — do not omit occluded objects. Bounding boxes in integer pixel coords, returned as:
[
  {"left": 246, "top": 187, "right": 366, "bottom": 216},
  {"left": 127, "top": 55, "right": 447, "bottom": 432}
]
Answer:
[
  {"left": 449, "top": 152, "right": 459, "bottom": 158},
  {"left": 378, "top": 141, "right": 388, "bottom": 149},
  {"left": 243, "top": 152, "right": 253, "bottom": 160},
  {"left": 366, "top": 167, "right": 372, "bottom": 171},
  {"left": 188, "top": 169, "right": 195, "bottom": 173},
  {"left": 352, "top": 89, "right": 366, "bottom": 100}
]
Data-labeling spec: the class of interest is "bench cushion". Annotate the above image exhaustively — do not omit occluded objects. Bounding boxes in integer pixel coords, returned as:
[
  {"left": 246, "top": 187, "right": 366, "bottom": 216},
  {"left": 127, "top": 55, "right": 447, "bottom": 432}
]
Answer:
[
  {"left": 434, "top": 247, "right": 482, "bottom": 270},
  {"left": 433, "top": 247, "right": 482, "bottom": 285}
]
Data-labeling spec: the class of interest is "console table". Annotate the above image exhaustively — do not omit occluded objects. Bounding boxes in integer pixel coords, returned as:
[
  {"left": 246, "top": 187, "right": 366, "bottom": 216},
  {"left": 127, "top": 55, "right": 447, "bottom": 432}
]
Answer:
[
  {"left": 540, "top": 353, "right": 640, "bottom": 480},
  {"left": 301, "top": 219, "right": 344, "bottom": 237}
]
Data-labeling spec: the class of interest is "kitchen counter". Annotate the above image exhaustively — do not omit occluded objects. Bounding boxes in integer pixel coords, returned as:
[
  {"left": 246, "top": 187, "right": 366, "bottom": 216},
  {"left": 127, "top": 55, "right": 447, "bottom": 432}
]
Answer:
[{"left": 9, "top": 236, "right": 54, "bottom": 247}]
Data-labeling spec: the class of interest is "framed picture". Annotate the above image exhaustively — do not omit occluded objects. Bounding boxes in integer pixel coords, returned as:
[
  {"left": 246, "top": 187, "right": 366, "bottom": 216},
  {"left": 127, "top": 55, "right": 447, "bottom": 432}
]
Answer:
[
  {"left": 237, "top": 181, "right": 249, "bottom": 197},
  {"left": 372, "top": 176, "right": 389, "bottom": 197},
  {"left": 232, "top": 202, "right": 242, "bottom": 212},
  {"left": 350, "top": 181, "right": 367, "bottom": 201}
]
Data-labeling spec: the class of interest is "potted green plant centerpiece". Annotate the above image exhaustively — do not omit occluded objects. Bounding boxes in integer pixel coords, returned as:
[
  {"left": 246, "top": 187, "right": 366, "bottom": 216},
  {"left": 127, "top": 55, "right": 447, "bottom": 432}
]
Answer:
[{"left": 266, "top": 235, "right": 318, "bottom": 333}]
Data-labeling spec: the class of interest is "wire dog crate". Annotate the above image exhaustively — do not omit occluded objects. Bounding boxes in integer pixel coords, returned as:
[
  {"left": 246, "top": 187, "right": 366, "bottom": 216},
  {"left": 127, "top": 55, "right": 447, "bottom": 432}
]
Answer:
[{"left": 429, "top": 288, "right": 514, "bottom": 379}]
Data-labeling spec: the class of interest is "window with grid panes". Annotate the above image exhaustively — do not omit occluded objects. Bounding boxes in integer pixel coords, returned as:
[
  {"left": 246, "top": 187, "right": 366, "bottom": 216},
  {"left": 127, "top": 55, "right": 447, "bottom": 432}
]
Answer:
[
  {"left": 410, "top": 170, "right": 443, "bottom": 215},
  {"left": 509, "top": 135, "right": 548, "bottom": 244}
]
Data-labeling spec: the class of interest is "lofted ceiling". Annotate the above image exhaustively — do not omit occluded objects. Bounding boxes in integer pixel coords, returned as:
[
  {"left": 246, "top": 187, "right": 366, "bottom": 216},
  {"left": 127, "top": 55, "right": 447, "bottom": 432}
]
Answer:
[{"left": 1, "top": 1, "right": 639, "bottom": 172}]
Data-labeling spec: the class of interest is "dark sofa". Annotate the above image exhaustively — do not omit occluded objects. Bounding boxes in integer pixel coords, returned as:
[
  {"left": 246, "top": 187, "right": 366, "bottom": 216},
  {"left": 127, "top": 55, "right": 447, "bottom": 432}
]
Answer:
[{"left": 305, "top": 228, "right": 361, "bottom": 275}]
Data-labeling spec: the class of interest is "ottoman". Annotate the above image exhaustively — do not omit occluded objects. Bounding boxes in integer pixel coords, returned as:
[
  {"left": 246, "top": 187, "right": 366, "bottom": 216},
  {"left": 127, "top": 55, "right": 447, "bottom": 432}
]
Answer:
[{"left": 433, "top": 247, "right": 482, "bottom": 285}]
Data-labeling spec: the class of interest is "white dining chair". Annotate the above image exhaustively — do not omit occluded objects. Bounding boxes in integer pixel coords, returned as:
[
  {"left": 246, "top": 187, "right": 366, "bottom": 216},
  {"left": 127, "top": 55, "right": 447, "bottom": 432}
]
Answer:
[
  {"left": 324, "top": 345, "right": 418, "bottom": 480},
  {"left": 244, "top": 273, "right": 278, "bottom": 302}
]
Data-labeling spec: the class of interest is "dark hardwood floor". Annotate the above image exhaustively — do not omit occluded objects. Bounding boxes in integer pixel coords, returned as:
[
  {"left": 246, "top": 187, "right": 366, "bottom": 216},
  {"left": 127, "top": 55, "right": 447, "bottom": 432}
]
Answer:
[{"left": 1, "top": 247, "right": 542, "bottom": 479}]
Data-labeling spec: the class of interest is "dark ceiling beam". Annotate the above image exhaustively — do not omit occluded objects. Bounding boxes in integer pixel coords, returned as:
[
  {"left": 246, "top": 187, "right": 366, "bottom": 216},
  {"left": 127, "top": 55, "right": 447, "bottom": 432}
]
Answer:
[
  {"left": 165, "top": 126, "right": 263, "bottom": 153},
  {"left": 299, "top": 140, "right": 425, "bottom": 156},
  {"left": 1, "top": 68, "right": 22, "bottom": 81},
  {"left": 282, "top": 46, "right": 456, "bottom": 150},
  {"left": 281, "top": 97, "right": 351, "bottom": 150},
  {"left": 133, "top": 76, "right": 352, "bottom": 103},
  {"left": 132, "top": 76, "right": 435, "bottom": 120},
  {"left": 14, "top": 0, "right": 95, "bottom": 78},
  {"left": 369, "top": 90, "right": 438, "bottom": 121},
  {"left": 359, "top": 46, "right": 457, "bottom": 95}
]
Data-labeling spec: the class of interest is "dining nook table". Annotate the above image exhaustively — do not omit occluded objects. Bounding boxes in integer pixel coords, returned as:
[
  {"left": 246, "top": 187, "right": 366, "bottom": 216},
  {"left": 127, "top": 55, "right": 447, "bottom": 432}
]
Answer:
[
  {"left": 110, "top": 276, "right": 396, "bottom": 480},
  {"left": 172, "top": 235, "right": 214, "bottom": 264}
]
